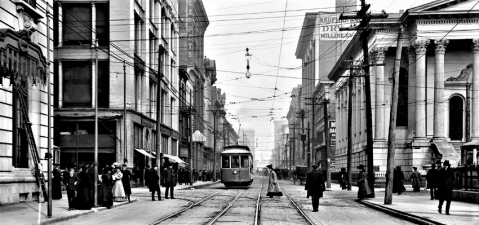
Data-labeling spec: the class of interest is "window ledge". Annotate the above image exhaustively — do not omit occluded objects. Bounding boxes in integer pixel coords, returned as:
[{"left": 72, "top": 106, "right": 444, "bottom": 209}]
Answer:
[{"left": 14, "top": 0, "right": 44, "bottom": 23}]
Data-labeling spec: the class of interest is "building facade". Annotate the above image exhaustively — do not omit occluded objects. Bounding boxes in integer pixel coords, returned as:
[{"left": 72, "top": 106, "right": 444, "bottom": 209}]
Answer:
[
  {"left": 179, "top": 0, "right": 209, "bottom": 171},
  {"left": 328, "top": 0, "right": 479, "bottom": 174},
  {"left": 0, "top": 0, "right": 53, "bottom": 205},
  {"left": 53, "top": 0, "right": 180, "bottom": 185}
]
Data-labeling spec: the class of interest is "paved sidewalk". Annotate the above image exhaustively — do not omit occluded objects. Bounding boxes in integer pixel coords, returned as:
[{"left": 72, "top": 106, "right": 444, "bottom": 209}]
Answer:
[
  {"left": 325, "top": 183, "right": 479, "bottom": 225},
  {"left": 0, "top": 180, "right": 218, "bottom": 225}
]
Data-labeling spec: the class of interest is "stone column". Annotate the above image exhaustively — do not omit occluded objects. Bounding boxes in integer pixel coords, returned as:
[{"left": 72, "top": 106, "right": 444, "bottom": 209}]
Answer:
[
  {"left": 472, "top": 39, "right": 479, "bottom": 139},
  {"left": 414, "top": 40, "right": 429, "bottom": 139},
  {"left": 407, "top": 47, "right": 416, "bottom": 139},
  {"left": 433, "top": 40, "right": 449, "bottom": 139},
  {"left": 373, "top": 47, "right": 388, "bottom": 140}
]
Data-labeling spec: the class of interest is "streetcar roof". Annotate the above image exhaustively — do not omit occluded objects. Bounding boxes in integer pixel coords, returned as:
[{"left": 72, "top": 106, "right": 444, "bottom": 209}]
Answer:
[{"left": 221, "top": 145, "right": 251, "bottom": 155}]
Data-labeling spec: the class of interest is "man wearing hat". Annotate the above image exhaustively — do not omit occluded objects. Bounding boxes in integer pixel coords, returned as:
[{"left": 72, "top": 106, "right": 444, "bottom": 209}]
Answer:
[
  {"left": 266, "top": 164, "right": 283, "bottom": 197},
  {"left": 437, "top": 160, "right": 455, "bottom": 215},
  {"left": 305, "top": 164, "right": 325, "bottom": 212}
]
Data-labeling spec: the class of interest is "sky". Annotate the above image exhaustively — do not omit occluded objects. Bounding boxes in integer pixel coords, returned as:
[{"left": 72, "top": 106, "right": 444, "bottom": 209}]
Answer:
[{"left": 200, "top": 0, "right": 434, "bottom": 158}]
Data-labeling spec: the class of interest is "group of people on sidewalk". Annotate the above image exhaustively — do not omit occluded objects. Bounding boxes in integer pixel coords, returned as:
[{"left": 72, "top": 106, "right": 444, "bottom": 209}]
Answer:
[
  {"left": 148, "top": 163, "right": 178, "bottom": 201},
  {"left": 51, "top": 163, "right": 132, "bottom": 211},
  {"left": 426, "top": 160, "right": 456, "bottom": 215}
]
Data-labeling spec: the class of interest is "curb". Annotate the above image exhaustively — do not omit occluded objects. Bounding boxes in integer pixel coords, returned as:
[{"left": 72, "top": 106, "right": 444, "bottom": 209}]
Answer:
[
  {"left": 42, "top": 199, "right": 138, "bottom": 225},
  {"left": 358, "top": 200, "right": 446, "bottom": 225}
]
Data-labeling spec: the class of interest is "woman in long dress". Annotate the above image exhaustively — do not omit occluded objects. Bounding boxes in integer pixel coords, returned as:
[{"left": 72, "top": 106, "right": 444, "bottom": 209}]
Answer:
[
  {"left": 75, "top": 166, "right": 92, "bottom": 210},
  {"left": 121, "top": 164, "right": 132, "bottom": 202},
  {"left": 112, "top": 166, "right": 126, "bottom": 202},
  {"left": 410, "top": 167, "right": 422, "bottom": 192},
  {"left": 357, "top": 165, "right": 372, "bottom": 200},
  {"left": 52, "top": 165, "right": 63, "bottom": 199},
  {"left": 393, "top": 166, "right": 406, "bottom": 195},
  {"left": 99, "top": 166, "right": 113, "bottom": 208},
  {"left": 266, "top": 164, "right": 282, "bottom": 198}
]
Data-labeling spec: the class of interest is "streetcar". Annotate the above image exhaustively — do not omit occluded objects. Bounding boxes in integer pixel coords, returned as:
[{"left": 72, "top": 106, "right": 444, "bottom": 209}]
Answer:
[{"left": 220, "top": 145, "right": 254, "bottom": 187}]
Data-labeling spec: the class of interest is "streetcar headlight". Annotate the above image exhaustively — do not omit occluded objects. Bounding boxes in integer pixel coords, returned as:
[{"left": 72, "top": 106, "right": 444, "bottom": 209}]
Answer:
[{"left": 233, "top": 170, "right": 238, "bottom": 174}]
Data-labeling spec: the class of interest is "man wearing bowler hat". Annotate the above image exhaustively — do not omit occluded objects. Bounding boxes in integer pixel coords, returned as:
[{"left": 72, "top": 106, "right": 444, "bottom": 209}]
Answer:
[
  {"left": 305, "top": 164, "right": 326, "bottom": 212},
  {"left": 437, "top": 160, "right": 455, "bottom": 215}
]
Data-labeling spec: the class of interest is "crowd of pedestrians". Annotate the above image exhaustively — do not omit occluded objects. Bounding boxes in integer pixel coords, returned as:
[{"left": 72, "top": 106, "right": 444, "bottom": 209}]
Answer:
[{"left": 50, "top": 163, "right": 133, "bottom": 211}]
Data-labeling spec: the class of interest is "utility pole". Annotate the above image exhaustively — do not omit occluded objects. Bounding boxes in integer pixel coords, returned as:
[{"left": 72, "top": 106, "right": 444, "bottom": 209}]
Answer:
[
  {"left": 94, "top": 39, "right": 99, "bottom": 207},
  {"left": 307, "top": 121, "right": 313, "bottom": 171},
  {"left": 189, "top": 90, "right": 193, "bottom": 186},
  {"left": 385, "top": 25, "right": 403, "bottom": 204},
  {"left": 297, "top": 109, "right": 307, "bottom": 162},
  {"left": 207, "top": 109, "right": 225, "bottom": 182},
  {"left": 347, "top": 66, "right": 354, "bottom": 191},
  {"left": 305, "top": 97, "right": 321, "bottom": 169},
  {"left": 124, "top": 61, "right": 127, "bottom": 163},
  {"left": 46, "top": 3, "right": 52, "bottom": 217},
  {"left": 323, "top": 98, "right": 331, "bottom": 189},
  {"left": 340, "top": 0, "right": 388, "bottom": 197},
  {"left": 289, "top": 122, "right": 298, "bottom": 170},
  {"left": 156, "top": 52, "right": 164, "bottom": 199}
]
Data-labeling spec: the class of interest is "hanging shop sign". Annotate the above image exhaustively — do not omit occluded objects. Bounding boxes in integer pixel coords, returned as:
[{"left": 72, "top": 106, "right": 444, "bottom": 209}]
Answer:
[
  {"left": 192, "top": 130, "right": 206, "bottom": 142},
  {"left": 180, "top": 147, "right": 189, "bottom": 158}
]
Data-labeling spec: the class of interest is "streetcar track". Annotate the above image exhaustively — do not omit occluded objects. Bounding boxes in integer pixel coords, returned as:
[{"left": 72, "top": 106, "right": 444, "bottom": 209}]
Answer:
[
  {"left": 205, "top": 191, "right": 244, "bottom": 225},
  {"left": 284, "top": 191, "right": 316, "bottom": 225},
  {"left": 148, "top": 191, "right": 219, "bottom": 225},
  {"left": 254, "top": 175, "right": 266, "bottom": 225}
]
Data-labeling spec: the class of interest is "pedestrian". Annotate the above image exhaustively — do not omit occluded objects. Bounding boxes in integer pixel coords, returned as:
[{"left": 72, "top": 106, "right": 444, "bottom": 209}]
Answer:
[
  {"left": 338, "top": 168, "right": 348, "bottom": 190},
  {"left": 437, "top": 160, "right": 455, "bottom": 215},
  {"left": 410, "top": 167, "right": 422, "bottom": 192},
  {"left": 121, "top": 164, "right": 132, "bottom": 202},
  {"left": 393, "top": 166, "right": 406, "bottom": 195},
  {"left": 74, "top": 166, "right": 92, "bottom": 210},
  {"left": 63, "top": 167, "right": 79, "bottom": 211},
  {"left": 52, "top": 164, "right": 63, "bottom": 200},
  {"left": 266, "top": 164, "right": 283, "bottom": 198},
  {"left": 99, "top": 166, "right": 113, "bottom": 209},
  {"left": 305, "top": 164, "right": 326, "bottom": 212},
  {"left": 426, "top": 163, "right": 438, "bottom": 200},
  {"left": 149, "top": 166, "right": 161, "bottom": 201},
  {"left": 357, "top": 165, "right": 372, "bottom": 200},
  {"left": 112, "top": 165, "right": 126, "bottom": 202},
  {"left": 162, "top": 163, "right": 177, "bottom": 199}
]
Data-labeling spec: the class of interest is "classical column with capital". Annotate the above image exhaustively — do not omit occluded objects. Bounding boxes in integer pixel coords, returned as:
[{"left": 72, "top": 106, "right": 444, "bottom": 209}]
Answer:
[
  {"left": 407, "top": 47, "right": 416, "bottom": 139},
  {"left": 472, "top": 39, "right": 479, "bottom": 140},
  {"left": 373, "top": 47, "right": 388, "bottom": 140},
  {"left": 433, "top": 39, "right": 449, "bottom": 140},
  {"left": 414, "top": 40, "right": 429, "bottom": 139}
]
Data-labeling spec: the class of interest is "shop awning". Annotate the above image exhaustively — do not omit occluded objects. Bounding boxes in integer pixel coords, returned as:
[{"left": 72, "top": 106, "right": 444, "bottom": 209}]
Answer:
[
  {"left": 431, "top": 142, "right": 460, "bottom": 166},
  {"left": 134, "top": 148, "right": 156, "bottom": 158},
  {"left": 163, "top": 154, "right": 187, "bottom": 165}
]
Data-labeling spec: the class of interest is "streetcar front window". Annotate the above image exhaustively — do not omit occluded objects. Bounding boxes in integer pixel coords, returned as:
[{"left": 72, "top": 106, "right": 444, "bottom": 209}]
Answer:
[
  {"left": 241, "top": 156, "right": 249, "bottom": 168},
  {"left": 222, "top": 156, "right": 230, "bottom": 168},
  {"left": 231, "top": 156, "right": 240, "bottom": 168}
]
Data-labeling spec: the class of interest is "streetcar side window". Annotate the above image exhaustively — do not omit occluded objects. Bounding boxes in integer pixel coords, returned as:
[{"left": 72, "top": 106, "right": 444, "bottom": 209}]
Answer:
[
  {"left": 231, "top": 156, "right": 240, "bottom": 168},
  {"left": 241, "top": 156, "right": 249, "bottom": 168},
  {"left": 222, "top": 156, "right": 230, "bottom": 168}
]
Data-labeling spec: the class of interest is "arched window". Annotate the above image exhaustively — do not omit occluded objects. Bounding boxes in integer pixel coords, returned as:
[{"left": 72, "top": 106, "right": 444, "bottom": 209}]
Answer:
[
  {"left": 449, "top": 95, "right": 463, "bottom": 140},
  {"left": 397, "top": 67, "right": 408, "bottom": 126}
]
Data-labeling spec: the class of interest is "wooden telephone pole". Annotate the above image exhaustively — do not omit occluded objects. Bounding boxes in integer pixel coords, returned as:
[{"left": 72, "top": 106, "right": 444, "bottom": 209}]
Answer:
[
  {"left": 305, "top": 97, "right": 321, "bottom": 171},
  {"left": 340, "top": 0, "right": 388, "bottom": 197},
  {"left": 289, "top": 122, "right": 299, "bottom": 170},
  {"left": 385, "top": 26, "right": 403, "bottom": 204}
]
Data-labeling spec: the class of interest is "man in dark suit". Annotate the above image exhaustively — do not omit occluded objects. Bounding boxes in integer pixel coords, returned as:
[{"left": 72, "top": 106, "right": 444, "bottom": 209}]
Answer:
[
  {"left": 162, "top": 163, "right": 177, "bottom": 199},
  {"left": 305, "top": 164, "right": 326, "bottom": 212},
  {"left": 149, "top": 167, "right": 161, "bottom": 201},
  {"left": 437, "top": 160, "right": 455, "bottom": 215}
]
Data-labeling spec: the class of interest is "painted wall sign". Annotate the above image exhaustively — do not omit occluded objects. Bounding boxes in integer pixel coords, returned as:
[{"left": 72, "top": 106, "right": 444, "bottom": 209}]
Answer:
[
  {"left": 180, "top": 147, "right": 189, "bottom": 158},
  {"left": 318, "top": 14, "right": 354, "bottom": 40}
]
